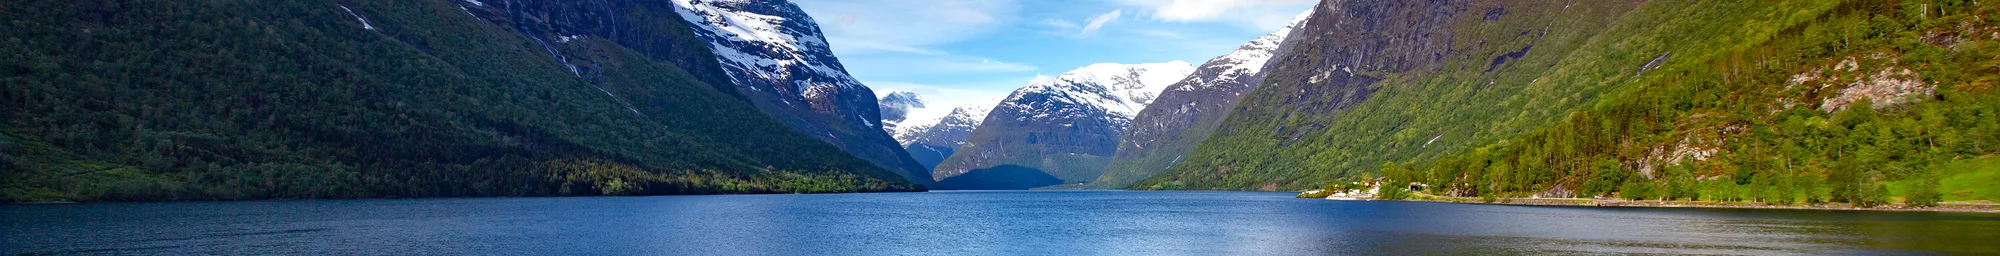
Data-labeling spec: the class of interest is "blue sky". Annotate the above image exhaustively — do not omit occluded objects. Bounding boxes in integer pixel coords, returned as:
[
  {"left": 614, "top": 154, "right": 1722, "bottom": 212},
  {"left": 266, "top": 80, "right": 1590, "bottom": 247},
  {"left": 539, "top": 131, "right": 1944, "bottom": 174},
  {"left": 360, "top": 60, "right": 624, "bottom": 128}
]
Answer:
[{"left": 793, "top": 0, "right": 1317, "bottom": 104}]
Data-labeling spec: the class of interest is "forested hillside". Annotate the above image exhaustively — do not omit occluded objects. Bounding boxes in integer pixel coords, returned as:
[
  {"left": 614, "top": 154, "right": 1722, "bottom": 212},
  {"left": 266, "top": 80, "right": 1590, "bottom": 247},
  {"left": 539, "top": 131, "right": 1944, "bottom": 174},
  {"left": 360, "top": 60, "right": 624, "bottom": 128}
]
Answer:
[
  {"left": 1388, "top": 1, "right": 2000, "bottom": 206},
  {"left": 0, "top": 0, "right": 920, "bottom": 202},
  {"left": 1138, "top": 0, "right": 1998, "bottom": 205}
]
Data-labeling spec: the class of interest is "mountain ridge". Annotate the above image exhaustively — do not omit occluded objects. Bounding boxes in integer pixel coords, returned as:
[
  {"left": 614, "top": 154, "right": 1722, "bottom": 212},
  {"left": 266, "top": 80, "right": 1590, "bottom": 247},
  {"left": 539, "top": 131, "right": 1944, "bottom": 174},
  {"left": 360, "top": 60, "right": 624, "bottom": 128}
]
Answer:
[
  {"left": 934, "top": 61, "right": 1194, "bottom": 189},
  {"left": 669, "top": 0, "right": 934, "bottom": 186},
  {"left": 1093, "top": 10, "right": 1314, "bottom": 189}
]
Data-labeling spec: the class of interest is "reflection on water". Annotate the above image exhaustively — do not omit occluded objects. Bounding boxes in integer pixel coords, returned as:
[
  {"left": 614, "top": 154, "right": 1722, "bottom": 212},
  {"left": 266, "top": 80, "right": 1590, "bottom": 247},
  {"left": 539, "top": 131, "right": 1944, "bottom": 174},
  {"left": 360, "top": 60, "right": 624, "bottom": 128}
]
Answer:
[{"left": 4, "top": 191, "right": 1997, "bottom": 255}]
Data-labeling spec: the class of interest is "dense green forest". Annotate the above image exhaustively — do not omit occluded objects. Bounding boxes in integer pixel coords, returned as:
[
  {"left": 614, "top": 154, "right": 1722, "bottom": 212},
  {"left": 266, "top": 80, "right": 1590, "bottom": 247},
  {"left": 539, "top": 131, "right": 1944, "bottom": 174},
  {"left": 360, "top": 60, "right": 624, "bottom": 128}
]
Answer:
[
  {"left": 1382, "top": 0, "right": 2000, "bottom": 207},
  {"left": 0, "top": 0, "right": 919, "bottom": 202},
  {"left": 1139, "top": 0, "right": 1998, "bottom": 207}
]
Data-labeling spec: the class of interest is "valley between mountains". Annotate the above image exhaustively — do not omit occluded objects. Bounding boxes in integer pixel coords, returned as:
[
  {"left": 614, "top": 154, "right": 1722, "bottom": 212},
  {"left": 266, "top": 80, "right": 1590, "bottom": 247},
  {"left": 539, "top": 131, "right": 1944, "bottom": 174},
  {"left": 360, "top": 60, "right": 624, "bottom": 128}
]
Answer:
[{"left": 6, "top": 0, "right": 2000, "bottom": 210}]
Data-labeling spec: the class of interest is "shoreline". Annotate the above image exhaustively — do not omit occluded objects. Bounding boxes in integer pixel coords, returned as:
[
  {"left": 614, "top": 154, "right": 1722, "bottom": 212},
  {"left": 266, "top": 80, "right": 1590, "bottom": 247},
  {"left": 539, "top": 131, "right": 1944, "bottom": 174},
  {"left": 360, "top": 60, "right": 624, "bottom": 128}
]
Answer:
[{"left": 1390, "top": 195, "right": 2000, "bottom": 213}]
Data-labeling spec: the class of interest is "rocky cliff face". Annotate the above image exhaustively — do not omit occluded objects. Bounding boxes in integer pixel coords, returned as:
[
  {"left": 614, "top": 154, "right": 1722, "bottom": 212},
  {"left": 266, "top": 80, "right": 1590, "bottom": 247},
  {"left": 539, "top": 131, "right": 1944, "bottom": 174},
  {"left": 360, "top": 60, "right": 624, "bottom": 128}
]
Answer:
[
  {"left": 668, "top": 0, "right": 932, "bottom": 185},
  {"left": 1093, "top": 10, "right": 1313, "bottom": 189},
  {"left": 934, "top": 62, "right": 1194, "bottom": 189}
]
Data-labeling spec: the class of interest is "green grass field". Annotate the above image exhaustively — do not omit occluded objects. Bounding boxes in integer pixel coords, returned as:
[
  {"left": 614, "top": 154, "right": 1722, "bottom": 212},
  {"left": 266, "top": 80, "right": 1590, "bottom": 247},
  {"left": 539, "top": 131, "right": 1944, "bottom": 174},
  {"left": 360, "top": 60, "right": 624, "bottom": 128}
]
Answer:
[{"left": 1936, "top": 156, "right": 2000, "bottom": 202}]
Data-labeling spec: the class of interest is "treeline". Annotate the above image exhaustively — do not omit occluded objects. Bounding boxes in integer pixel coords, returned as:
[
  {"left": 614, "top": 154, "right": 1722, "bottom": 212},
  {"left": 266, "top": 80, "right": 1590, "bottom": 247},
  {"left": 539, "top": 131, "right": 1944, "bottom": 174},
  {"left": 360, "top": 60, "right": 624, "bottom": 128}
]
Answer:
[
  {"left": 1, "top": 0, "right": 916, "bottom": 202},
  {"left": 1378, "top": 0, "right": 1998, "bottom": 207}
]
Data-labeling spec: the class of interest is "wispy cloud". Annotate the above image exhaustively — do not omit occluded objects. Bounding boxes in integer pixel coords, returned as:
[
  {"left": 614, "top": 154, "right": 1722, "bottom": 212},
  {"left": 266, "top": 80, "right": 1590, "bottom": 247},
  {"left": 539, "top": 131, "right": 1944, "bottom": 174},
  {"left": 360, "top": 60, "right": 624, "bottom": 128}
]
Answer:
[
  {"left": 830, "top": 39, "right": 947, "bottom": 55},
  {"left": 840, "top": 55, "right": 1038, "bottom": 79},
  {"left": 1036, "top": 9, "right": 1126, "bottom": 36},
  {"left": 1080, "top": 9, "right": 1122, "bottom": 35},
  {"left": 1111, "top": 0, "right": 1316, "bottom": 31}
]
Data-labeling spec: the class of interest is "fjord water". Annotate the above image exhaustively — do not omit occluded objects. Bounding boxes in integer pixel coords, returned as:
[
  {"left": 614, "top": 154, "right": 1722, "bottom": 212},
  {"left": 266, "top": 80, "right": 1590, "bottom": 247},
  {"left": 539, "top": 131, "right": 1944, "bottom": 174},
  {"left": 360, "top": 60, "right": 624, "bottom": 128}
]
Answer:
[{"left": 5, "top": 191, "right": 1997, "bottom": 255}]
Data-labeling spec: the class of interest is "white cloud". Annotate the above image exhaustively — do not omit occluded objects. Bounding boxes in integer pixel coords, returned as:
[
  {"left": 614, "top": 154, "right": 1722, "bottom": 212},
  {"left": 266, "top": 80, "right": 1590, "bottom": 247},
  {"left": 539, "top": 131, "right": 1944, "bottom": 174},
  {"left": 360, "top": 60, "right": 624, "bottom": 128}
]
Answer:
[
  {"left": 833, "top": 40, "right": 947, "bottom": 55},
  {"left": 1035, "top": 9, "right": 1127, "bottom": 36},
  {"left": 1112, "top": 0, "right": 1316, "bottom": 31},
  {"left": 841, "top": 55, "right": 1038, "bottom": 79},
  {"left": 1080, "top": 9, "right": 1123, "bottom": 35}
]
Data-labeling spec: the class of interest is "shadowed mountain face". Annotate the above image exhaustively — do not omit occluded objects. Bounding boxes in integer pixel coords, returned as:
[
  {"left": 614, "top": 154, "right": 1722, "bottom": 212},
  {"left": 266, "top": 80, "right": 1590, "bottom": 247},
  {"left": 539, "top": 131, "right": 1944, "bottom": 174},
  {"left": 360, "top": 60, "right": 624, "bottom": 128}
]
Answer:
[
  {"left": 1093, "top": 10, "right": 1313, "bottom": 189},
  {"left": 669, "top": 0, "right": 932, "bottom": 185},
  {"left": 934, "top": 62, "right": 1194, "bottom": 188},
  {"left": 0, "top": 0, "right": 922, "bottom": 202},
  {"left": 934, "top": 165, "right": 1065, "bottom": 190}
]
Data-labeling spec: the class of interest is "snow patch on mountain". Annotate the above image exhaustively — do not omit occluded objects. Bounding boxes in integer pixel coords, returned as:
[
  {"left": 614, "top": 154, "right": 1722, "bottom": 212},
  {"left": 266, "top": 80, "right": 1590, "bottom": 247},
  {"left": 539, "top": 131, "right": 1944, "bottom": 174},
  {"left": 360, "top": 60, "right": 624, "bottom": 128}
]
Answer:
[
  {"left": 1009, "top": 61, "right": 1195, "bottom": 121},
  {"left": 1176, "top": 10, "right": 1312, "bottom": 92},
  {"left": 885, "top": 92, "right": 1001, "bottom": 145},
  {"left": 878, "top": 91, "right": 926, "bottom": 131},
  {"left": 668, "top": 0, "right": 861, "bottom": 96}
]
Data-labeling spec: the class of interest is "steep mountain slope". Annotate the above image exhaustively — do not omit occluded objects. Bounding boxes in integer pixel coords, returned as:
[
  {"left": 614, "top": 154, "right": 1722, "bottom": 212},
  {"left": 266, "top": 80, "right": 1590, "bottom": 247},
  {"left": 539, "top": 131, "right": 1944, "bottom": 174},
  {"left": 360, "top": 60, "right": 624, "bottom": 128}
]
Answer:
[
  {"left": 1138, "top": 0, "right": 1653, "bottom": 190},
  {"left": 1093, "top": 10, "right": 1313, "bottom": 189},
  {"left": 1138, "top": 0, "right": 2000, "bottom": 199},
  {"left": 935, "top": 62, "right": 1194, "bottom": 189},
  {"left": 1387, "top": 1, "right": 2000, "bottom": 204},
  {"left": 668, "top": 0, "right": 932, "bottom": 185},
  {"left": 0, "top": 0, "right": 919, "bottom": 202},
  {"left": 888, "top": 95, "right": 1003, "bottom": 171}
]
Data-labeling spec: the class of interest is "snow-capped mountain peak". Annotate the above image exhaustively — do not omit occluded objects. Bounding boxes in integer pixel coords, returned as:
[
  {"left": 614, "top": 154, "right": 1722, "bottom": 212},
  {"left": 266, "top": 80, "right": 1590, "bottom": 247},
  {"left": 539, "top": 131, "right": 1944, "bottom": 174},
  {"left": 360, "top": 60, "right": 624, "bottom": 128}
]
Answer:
[
  {"left": 879, "top": 91, "right": 926, "bottom": 129},
  {"left": 1014, "top": 61, "right": 1195, "bottom": 119},
  {"left": 886, "top": 93, "right": 1001, "bottom": 145},
  {"left": 669, "top": 0, "right": 859, "bottom": 97},
  {"left": 670, "top": 0, "right": 934, "bottom": 184},
  {"left": 1177, "top": 9, "right": 1313, "bottom": 92}
]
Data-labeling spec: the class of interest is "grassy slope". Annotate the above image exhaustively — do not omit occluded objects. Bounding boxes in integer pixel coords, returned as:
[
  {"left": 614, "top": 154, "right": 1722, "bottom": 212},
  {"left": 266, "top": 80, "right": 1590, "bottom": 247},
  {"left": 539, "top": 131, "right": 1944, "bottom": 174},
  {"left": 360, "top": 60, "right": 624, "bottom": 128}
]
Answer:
[
  {"left": 0, "top": 0, "right": 916, "bottom": 202},
  {"left": 1894, "top": 156, "right": 2000, "bottom": 202},
  {"left": 1939, "top": 156, "right": 2000, "bottom": 202}
]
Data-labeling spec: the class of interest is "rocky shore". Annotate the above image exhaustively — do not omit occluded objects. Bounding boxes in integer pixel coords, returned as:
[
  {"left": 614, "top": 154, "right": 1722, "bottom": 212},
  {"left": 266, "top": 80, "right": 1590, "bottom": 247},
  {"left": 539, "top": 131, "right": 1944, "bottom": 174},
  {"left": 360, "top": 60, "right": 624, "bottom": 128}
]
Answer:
[{"left": 1400, "top": 195, "right": 2000, "bottom": 213}]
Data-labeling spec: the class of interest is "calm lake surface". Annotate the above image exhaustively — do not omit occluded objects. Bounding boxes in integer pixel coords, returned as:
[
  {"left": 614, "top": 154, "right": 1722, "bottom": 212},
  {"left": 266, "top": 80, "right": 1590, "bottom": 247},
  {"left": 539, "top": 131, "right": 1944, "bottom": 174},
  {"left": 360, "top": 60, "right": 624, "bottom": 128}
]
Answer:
[{"left": 4, "top": 190, "right": 1998, "bottom": 255}]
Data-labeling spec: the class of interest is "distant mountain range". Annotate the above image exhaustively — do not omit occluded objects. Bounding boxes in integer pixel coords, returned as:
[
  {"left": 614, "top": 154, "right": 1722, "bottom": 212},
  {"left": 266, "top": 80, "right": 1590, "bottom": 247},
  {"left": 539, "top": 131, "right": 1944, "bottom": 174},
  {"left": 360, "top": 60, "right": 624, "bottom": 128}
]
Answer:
[
  {"left": 878, "top": 92, "right": 1002, "bottom": 172},
  {"left": 901, "top": 10, "right": 1318, "bottom": 190},
  {"left": 932, "top": 61, "right": 1194, "bottom": 189}
]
